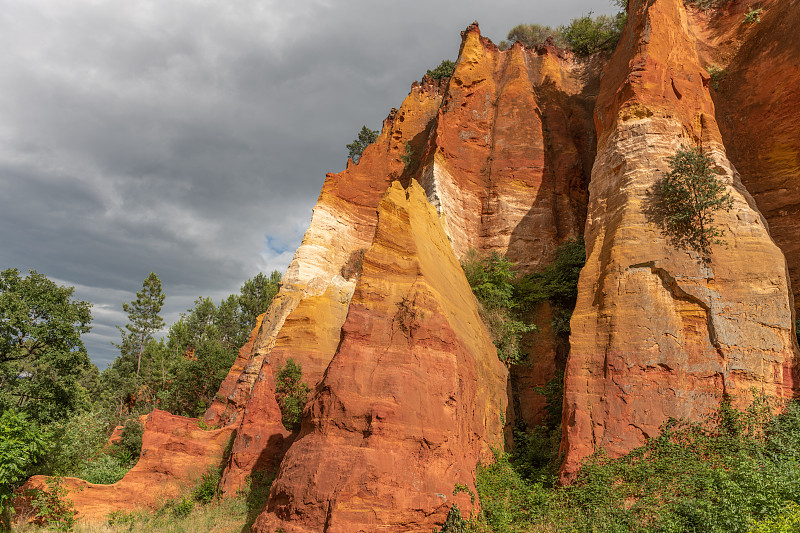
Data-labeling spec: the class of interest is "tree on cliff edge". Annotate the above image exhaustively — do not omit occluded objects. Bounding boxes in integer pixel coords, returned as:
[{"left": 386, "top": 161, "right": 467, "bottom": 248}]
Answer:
[
  {"left": 656, "top": 146, "right": 734, "bottom": 259},
  {"left": 346, "top": 126, "right": 379, "bottom": 164}
]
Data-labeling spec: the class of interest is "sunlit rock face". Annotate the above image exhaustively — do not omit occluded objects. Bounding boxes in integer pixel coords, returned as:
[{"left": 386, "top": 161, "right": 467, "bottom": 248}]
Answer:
[
  {"left": 254, "top": 180, "right": 508, "bottom": 532},
  {"left": 560, "top": 0, "right": 798, "bottom": 482},
  {"left": 688, "top": 0, "right": 800, "bottom": 316},
  {"left": 205, "top": 21, "right": 602, "bottom": 502}
]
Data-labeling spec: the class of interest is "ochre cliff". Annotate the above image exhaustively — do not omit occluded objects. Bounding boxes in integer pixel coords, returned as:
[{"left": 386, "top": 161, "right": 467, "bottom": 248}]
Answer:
[
  {"left": 560, "top": 0, "right": 798, "bottom": 480},
  {"left": 690, "top": 0, "right": 800, "bottom": 315},
  {"left": 255, "top": 181, "right": 508, "bottom": 532}
]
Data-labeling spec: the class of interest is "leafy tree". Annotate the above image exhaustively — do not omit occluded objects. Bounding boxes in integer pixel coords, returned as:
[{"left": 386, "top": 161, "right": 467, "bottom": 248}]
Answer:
[
  {"left": 656, "top": 146, "right": 734, "bottom": 258},
  {"left": 119, "top": 272, "right": 165, "bottom": 383},
  {"left": 0, "top": 269, "right": 93, "bottom": 423},
  {"left": 425, "top": 59, "right": 456, "bottom": 80},
  {"left": 560, "top": 12, "right": 626, "bottom": 55},
  {"left": 346, "top": 126, "right": 379, "bottom": 164},
  {"left": 274, "top": 359, "right": 310, "bottom": 431},
  {"left": 0, "top": 410, "right": 50, "bottom": 530},
  {"left": 164, "top": 338, "right": 235, "bottom": 417}
]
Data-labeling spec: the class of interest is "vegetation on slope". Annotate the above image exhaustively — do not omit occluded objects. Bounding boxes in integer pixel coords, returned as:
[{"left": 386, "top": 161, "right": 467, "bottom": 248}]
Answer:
[{"left": 441, "top": 396, "right": 800, "bottom": 533}]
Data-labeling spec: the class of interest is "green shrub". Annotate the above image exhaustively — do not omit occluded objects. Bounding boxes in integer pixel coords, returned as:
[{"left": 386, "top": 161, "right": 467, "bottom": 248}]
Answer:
[
  {"left": 468, "top": 396, "right": 800, "bottom": 532},
  {"left": 0, "top": 410, "right": 50, "bottom": 531},
  {"left": 516, "top": 238, "right": 585, "bottom": 336},
  {"left": 114, "top": 418, "right": 144, "bottom": 463},
  {"left": 192, "top": 470, "right": 221, "bottom": 505},
  {"left": 274, "top": 359, "right": 310, "bottom": 431},
  {"left": 560, "top": 12, "right": 626, "bottom": 56},
  {"left": 400, "top": 141, "right": 414, "bottom": 169},
  {"left": 76, "top": 454, "right": 130, "bottom": 485},
  {"left": 170, "top": 496, "right": 195, "bottom": 518},
  {"left": 743, "top": 6, "right": 763, "bottom": 24},
  {"left": 461, "top": 250, "right": 536, "bottom": 366},
  {"left": 425, "top": 59, "right": 456, "bottom": 80},
  {"left": 708, "top": 63, "right": 728, "bottom": 89},
  {"left": 29, "top": 477, "right": 76, "bottom": 531}
]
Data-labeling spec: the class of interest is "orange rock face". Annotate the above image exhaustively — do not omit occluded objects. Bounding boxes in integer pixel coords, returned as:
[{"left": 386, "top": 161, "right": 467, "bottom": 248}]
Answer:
[
  {"left": 254, "top": 181, "right": 508, "bottom": 533},
  {"left": 416, "top": 25, "right": 596, "bottom": 271},
  {"left": 18, "top": 410, "right": 234, "bottom": 522},
  {"left": 207, "top": 23, "right": 601, "bottom": 501},
  {"left": 561, "top": 0, "right": 798, "bottom": 481},
  {"left": 696, "top": 0, "right": 800, "bottom": 314}
]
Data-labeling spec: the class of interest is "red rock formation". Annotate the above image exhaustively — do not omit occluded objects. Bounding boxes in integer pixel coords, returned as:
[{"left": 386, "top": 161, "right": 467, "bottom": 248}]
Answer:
[
  {"left": 254, "top": 181, "right": 508, "bottom": 533},
  {"left": 416, "top": 25, "right": 596, "bottom": 272},
  {"left": 561, "top": 0, "right": 798, "bottom": 481},
  {"left": 18, "top": 411, "right": 234, "bottom": 522},
  {"left": 693, "top": 0, "right": 800, "bottom": 315}
]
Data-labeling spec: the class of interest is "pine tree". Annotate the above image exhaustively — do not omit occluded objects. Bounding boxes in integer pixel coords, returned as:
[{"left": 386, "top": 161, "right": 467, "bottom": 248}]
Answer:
[{"left": 120, "top": 272, "right": 165, "bottom": 383}]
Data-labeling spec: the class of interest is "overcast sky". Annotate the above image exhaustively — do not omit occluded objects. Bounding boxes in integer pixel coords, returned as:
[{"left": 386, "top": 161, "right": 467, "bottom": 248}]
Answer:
[{"left": 0, "top": 0, "right": 615, "bottom": 369}]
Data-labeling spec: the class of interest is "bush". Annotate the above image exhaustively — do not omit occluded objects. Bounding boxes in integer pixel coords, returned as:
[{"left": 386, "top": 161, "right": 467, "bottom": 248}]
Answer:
[
  {"left": 274, "top": 359, "right": 310, "bottom": 431},
  {"left": 29, "top": 477, "right": 76, "bottom": 531},
  {"left": 655, "top": 145, "right": 733, "bottom": 258},
  {"left": 76, "top": 454, "right": 130, "bottom": 485},
  {"left": 708, "top": 63, "right": 728, "bottom": 89},
  {"left": 461, "top": 250, "right": 536, "bottom": 366},
  {"left": 467, "top": 395, "right": 800, "bottom": 532},
  {"left": 516, "top": 238, "right": 585, "bottom": 336},
  {"left": 560, "top": 12, "right": 626, "bottom": 56},
  {"left": 192, "top": 470, "right": 221, "bottom": 505},
  {"left": 743, "top": 6, "right": 763, "bottom": 24},
  {"left": 114, "top": 418, "right": 144, "bottom": 463},
  {"left": 400, "top": 141, "right": 414, "bottom": 169},
  {"left": 425, "top": 59, "right": 456, "bottom": 80}
]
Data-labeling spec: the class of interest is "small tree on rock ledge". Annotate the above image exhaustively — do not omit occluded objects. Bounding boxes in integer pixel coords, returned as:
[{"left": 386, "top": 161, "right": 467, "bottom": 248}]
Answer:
[{"left": 655, "top": 145, "right": 734, "bottom": 260}]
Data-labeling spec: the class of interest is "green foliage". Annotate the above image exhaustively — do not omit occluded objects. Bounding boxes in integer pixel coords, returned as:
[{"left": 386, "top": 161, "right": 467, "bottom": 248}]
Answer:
[
  {"left": 656, "top": 146, "right": 734, "bottom": 258},
  {"left": 750, "top": 502, "right": 800, "bottom": 532},
  {"left": 560, "top": 12, "right": 626, "bottom": 56},
  {"left": 461, "top": 251, "right": 536, "bottom": 366},
  {"left": 237, "top": 270, "right": 281, "bottom": 338},
  {"left": 41, "top": 409, "right": 109, "bottom": 478},
  {"left": 436, "top": 504, "right": 470, "bottom": 533},
  {"left": 119, "top": 272, "right": 165, "bottom": 383},
  {"left": 425, "top": 59, "right": 456, "bottom": 80},
  {"left": 274, "top": 359, "right": 310, "bottom": 431},
  {"left": 743, "top": 6, "right": 763, "bottom": 24},
  {"left": 0, "top": 269, "right": 93, "bottom": 423},
  {"left": 708, "top": 63, "right": 728, "bottom": 89},
  {"left": 347, "top": 126, "right": 379, "bottom": 164},
  {"left": 29, "top": 477, "right": 77, "bottom": 531},
  {"left": 503, "top": 24, "right": 566, "bottom": 49},
  {"left": 469, "top": 396, "right": 800, "bottom": 533},
  {"left": 685, "top": 0, "right": 733, "bottom": 10},
  {"left": 75, "top": 454, "right": 130, "bottom": 485},
  {"left": 192, "top": 470, "right": 220, "bottom": 505},
  {"left": 400, "top": 141, "right": 414, "bottom": 169},
  {"left": 0, "top": 410, "right": 50, "bottom": 530},
  {"left": 516, "top": 239, "right": 585, "bottom": 312},
  {"left": 114, "top": 418, "right": 143, "bottom": 464}
]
